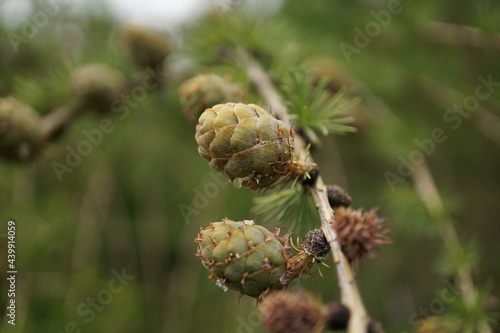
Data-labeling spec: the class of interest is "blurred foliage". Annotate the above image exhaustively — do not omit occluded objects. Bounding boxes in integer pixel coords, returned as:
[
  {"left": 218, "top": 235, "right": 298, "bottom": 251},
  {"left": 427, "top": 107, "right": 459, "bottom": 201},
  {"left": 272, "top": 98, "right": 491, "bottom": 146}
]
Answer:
[{"left": 1, "top": 0, "right": 500, "bottom": 332}]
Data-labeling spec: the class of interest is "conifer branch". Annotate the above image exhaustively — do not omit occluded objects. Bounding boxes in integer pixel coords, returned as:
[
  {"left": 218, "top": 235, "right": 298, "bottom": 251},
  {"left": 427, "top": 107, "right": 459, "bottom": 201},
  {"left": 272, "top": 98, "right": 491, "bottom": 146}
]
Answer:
[{"left": 244, "top": 52, "right": 375, "bottom": 333}]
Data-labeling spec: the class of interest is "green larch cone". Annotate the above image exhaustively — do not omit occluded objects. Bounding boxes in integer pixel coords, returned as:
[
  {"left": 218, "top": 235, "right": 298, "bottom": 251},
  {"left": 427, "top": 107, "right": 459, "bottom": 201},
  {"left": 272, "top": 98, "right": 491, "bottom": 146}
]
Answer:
[
  {"left": 195, "top": 219, "right": 292, "bottom": 298},
  {"left": 118, "top": 24, "right": 172, "bottom": 69},
  {"left": 0, "top": 97, "right": 43, "bottom": 161},
  {"left": 71, "top": 63, "right": 125, "bottom": 113},
  {"left": 179, "top": 74, "right": 245, "bottom": 122},
  {"left": 195, "top": 103, "right": 293, "bottom": 190}
]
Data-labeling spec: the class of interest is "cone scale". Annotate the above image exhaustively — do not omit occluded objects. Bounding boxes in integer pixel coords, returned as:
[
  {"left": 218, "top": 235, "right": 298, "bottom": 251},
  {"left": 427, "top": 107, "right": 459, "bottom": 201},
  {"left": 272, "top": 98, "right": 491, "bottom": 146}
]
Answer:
[
  {"left": 195, "top": 219, "right": 291, "bottom": 298},
  {"left": 195, "top": 103, "right": 293, "bottom": 190}
]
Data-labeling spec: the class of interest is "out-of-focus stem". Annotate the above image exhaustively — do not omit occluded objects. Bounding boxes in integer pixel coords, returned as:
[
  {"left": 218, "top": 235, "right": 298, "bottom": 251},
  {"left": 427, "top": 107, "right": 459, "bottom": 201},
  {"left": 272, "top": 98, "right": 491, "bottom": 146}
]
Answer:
[
  {"left": 412, "top": 162, "right": 492, "bottom": 333},
  {"left": 39, "top": 100, "right": 85, "bottom": 142},
  {"left": 353, "top": 75, "right": 492, "bottom": 332},
  {"left": 422, "top": 21, "right": 500, "bottom": 52},
  {"left": 420, "top": 76, "right": 500, "bottom": 149}
]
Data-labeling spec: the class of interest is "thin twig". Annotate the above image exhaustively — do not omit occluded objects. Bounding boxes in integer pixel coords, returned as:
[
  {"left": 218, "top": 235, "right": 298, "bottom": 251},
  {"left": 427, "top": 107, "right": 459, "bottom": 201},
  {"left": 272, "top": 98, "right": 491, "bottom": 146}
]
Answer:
[
  {"left": 420, "top": 75, "right": 500, "bottom": 149},
  {"left": 38, "top": 63, "right": 167, "bottom": 143},
  {"left": 39, "top": 100, "right": 85, "bottom": 141},
  {"left": 355, "top": 79, "right": 492, "bottom": 333},
  {"left": 411, "top": 162, "right": 492, "bottom": 333},
  {"left": 422, "top": 21, "right": 500, "bottom": 52},
  {"left": 244, "top": 53, "right": 373, "bottom": 333}
]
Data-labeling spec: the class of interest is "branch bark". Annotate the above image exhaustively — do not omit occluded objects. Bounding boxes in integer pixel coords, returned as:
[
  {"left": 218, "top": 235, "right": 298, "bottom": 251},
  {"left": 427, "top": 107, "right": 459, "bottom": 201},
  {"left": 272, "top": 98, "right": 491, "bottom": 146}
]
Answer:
[
  {"left": 39, "top": 100, "right": 85, "bottom": 142},
  {"left": 244, "top": 53, "right": 373, "bottom": 333},
  {"left": 38, "top": 65, "right": 167, "bottom": 144}
]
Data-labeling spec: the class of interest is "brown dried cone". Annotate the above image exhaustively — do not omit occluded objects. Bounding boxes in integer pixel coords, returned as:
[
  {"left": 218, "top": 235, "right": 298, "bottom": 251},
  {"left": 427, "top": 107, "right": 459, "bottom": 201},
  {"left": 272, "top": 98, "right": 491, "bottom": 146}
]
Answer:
[
  {"left": 280, "top": 228, "right": 330, "bottom": 284},
  {"left": 195, "top": 103, "right": 295, "bottom": 190},
  {"left": 71, "top": 63, "right": 125, "bottom": 113},
  {"left": 326, "top": 184, "right": 352, "bottom": 208},
  {"left": 333, "top": 207, "right": 390, "bottom": 264},
  {"left": 301, "top": 165, "right": 319, "bottom": 186},
  {"left": 324, "top": 301, "right": 351, "bottom": 331},
  {"left": 179, "top": 74, "right": 245, "bottom": 122},
  {"left": 302, "top": 228, "right": 331, "bottom": 260},
  {"left": 118, "top": 24, "right": 172, "bottom": 69},
  {"left": 0, "top": 97, "right": 43, "bottom": 161},
  {"left": 260, "top": 290, "right": 386, "bottom": 333},
  {"left": 260, "top": 290, "right": 351, "bottom": 333},
  {"left": 260, "top": 290, "right": 327, "bottom": 333}
]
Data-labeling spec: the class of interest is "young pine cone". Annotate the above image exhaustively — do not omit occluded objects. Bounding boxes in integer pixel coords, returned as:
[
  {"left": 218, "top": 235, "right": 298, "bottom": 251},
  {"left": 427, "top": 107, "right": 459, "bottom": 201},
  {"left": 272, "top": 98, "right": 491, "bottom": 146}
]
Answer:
[
  {"left": 195, "top": 219, "right": 292, "bottom": 298},
  {"left": 195, "top": 103, "right": 293, "bottom": 190},
  {"left": 179, "top": 74, "right": 245, "bottom": 122},
  {"left": 71, "top": 63, "right": 125, "bottom": 113},
  {"left": 0, "top": 97, "right": 43, "bottom": 161},
  {"left": 195, "top": 219, "right": 328, "bottom": 298},
  {"left": 117, "top": 24, "right": 172, "bottom": 69}
]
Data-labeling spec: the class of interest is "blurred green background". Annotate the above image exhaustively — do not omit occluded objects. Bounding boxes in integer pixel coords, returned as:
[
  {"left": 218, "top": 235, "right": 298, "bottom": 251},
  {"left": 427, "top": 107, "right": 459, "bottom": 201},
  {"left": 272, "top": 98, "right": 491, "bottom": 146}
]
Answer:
[{"left": 1, "top": 0, "right": 499, "bottom": 332}]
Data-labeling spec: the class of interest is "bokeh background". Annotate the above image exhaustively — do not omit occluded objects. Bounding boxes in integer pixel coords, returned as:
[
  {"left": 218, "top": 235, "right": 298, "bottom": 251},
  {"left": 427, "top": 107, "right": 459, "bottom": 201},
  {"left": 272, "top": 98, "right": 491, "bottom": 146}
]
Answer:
[{"left": 1, "top": 0, "right": 499, "bottom": 332}]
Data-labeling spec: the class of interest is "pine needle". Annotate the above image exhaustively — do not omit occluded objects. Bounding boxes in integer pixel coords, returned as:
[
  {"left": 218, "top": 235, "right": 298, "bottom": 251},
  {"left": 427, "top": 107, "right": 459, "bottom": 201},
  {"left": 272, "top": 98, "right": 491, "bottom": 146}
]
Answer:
[
  {"left": 281, "top": 71, "right": 359, "bottom": 143},
  {"left": 251, "top": 187, "right": 317, "bottom": 234}
]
